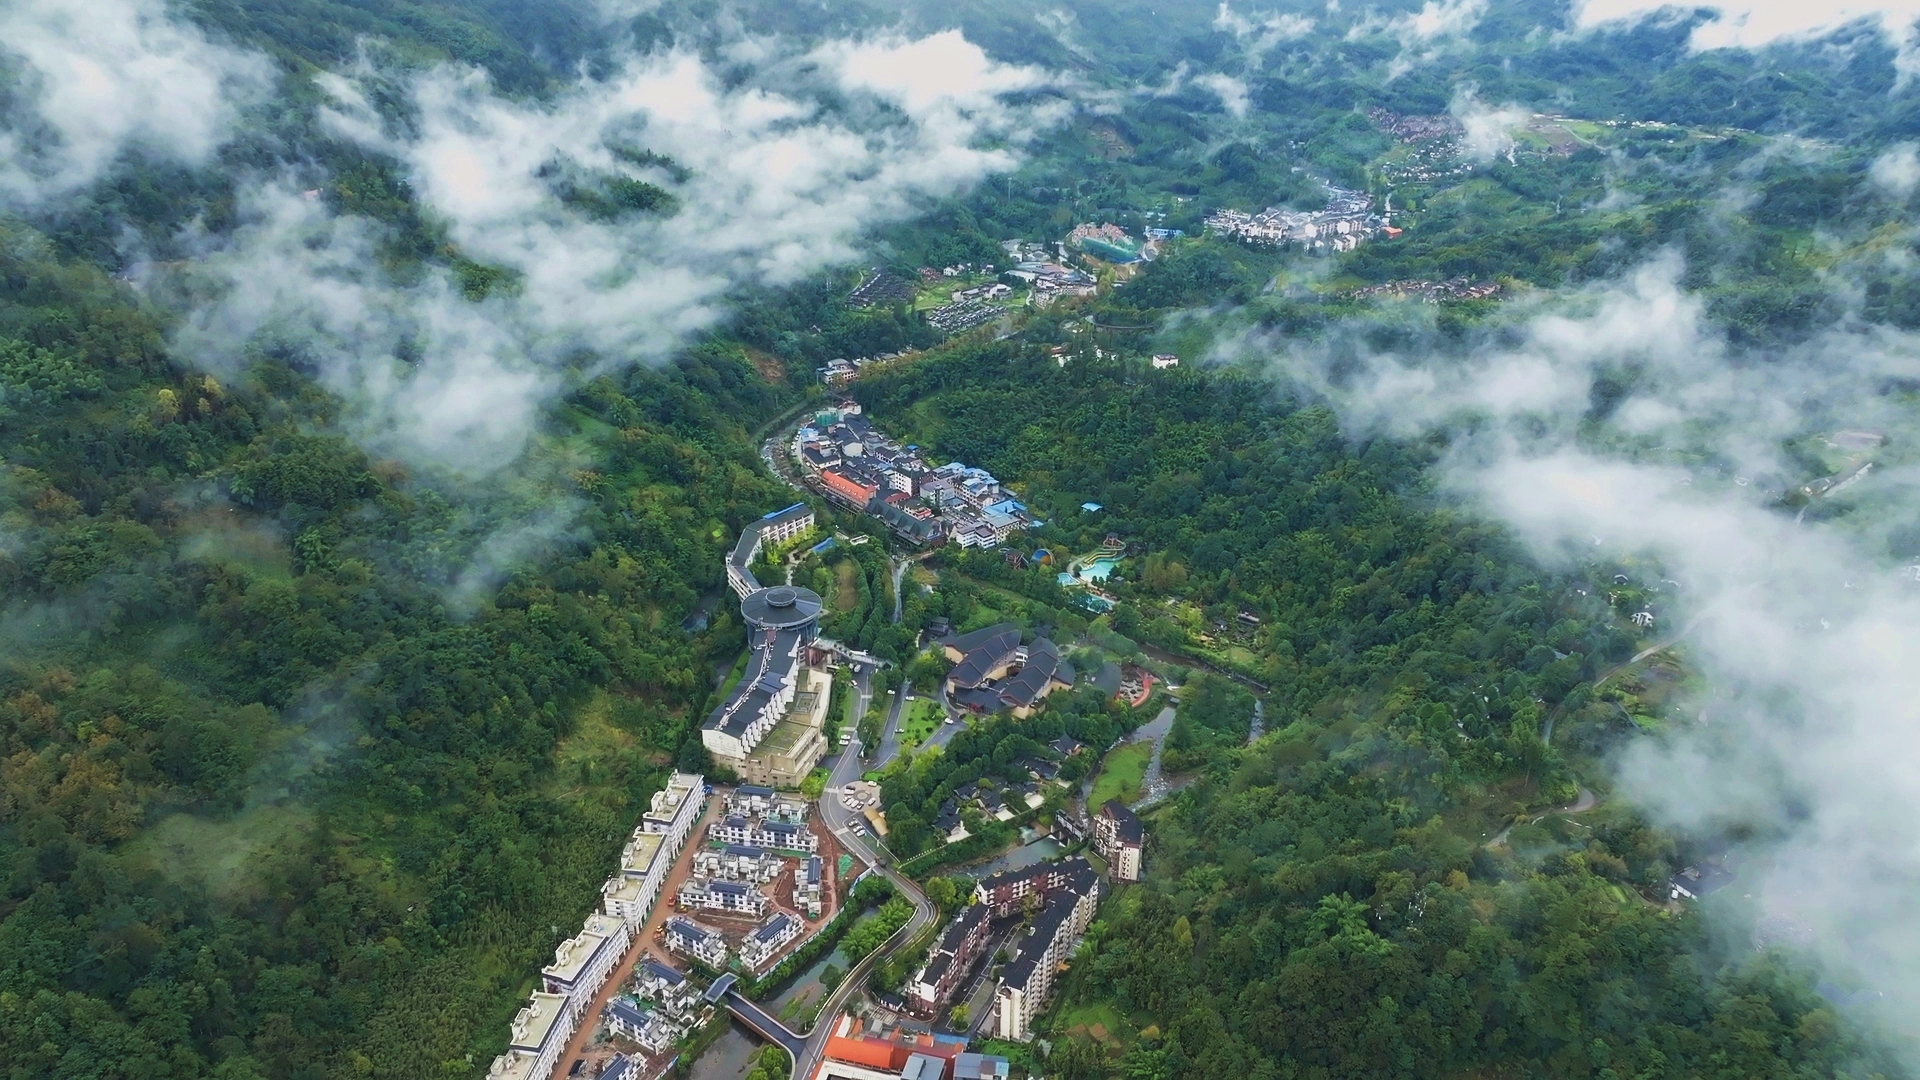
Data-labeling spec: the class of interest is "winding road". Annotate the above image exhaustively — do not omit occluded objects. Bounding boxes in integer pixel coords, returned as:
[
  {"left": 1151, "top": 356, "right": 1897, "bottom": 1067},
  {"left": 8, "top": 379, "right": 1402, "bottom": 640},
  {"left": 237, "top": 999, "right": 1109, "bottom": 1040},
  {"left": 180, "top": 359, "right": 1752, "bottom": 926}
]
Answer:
[
  {"left": 792, "top": 735, "right": 939, "bottom": 1078},
  {"left": 1489, "top": 785, "right": 1598, "bottom": 849}
]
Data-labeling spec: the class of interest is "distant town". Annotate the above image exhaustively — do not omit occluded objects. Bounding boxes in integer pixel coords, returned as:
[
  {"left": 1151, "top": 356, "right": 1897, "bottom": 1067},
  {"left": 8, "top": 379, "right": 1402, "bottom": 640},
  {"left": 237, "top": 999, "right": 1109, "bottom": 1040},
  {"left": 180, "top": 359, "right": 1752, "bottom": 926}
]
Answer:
[
  {"left": 791, "top": 400, "right": 1036, "bottom": 549},
  {"left": 1203, "top": 181, "right": 1389, "bottom": 253}
]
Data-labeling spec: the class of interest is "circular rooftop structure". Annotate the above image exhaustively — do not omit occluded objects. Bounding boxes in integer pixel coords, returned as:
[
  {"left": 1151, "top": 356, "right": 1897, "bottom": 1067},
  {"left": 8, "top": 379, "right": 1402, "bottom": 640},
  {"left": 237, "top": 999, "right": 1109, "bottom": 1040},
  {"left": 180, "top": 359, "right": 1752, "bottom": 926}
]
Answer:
[{"left": 741, "top": 584, "right": 824, "bottom": 630}]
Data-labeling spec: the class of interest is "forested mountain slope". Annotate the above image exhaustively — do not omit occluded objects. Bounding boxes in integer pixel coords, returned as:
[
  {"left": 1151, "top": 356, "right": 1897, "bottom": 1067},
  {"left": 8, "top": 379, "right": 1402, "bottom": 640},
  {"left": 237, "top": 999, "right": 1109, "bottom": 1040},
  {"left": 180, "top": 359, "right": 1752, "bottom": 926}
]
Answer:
[{"left": 3, "top": 0, "right": 1920, "bottom": 1078}]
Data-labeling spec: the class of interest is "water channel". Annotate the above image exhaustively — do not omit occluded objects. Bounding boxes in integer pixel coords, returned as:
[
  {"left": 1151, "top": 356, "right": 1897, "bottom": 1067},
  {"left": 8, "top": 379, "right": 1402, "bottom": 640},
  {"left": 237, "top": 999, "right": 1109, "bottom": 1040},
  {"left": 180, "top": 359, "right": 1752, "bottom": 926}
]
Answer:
[
  {"left": 686, "top": 946, "right": 849, "bottom": 1080},
  {"left": 954, "top": 836, "right": 1065, "bottom": 879}
]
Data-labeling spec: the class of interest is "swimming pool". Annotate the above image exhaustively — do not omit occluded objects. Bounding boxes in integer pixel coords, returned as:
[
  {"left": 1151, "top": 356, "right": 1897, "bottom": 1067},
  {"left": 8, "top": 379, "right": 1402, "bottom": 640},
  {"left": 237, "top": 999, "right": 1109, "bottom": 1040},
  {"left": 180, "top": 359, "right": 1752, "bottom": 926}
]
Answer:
[{"left": 1080, "top": 556, "right": 1120, "bottom": 581}]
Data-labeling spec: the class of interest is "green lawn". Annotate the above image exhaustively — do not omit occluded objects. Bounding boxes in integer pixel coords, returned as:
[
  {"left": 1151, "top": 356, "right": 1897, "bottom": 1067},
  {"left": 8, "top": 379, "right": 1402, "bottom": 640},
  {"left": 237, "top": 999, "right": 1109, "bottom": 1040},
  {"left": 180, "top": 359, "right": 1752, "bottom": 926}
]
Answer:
[
  {"left": 899, "top": 698, "right": 945, "bottom": 748},
  {"left": 1088, "top": 740, "right": 1153, "bottom": 808}
]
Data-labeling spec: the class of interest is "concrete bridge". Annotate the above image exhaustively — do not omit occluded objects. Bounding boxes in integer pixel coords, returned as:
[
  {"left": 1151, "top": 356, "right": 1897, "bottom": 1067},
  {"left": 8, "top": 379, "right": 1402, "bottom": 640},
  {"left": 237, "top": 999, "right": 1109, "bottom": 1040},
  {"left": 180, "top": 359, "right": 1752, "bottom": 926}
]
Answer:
[{"left": 705, "top": 973, "right": 805, "bottom": 1062}]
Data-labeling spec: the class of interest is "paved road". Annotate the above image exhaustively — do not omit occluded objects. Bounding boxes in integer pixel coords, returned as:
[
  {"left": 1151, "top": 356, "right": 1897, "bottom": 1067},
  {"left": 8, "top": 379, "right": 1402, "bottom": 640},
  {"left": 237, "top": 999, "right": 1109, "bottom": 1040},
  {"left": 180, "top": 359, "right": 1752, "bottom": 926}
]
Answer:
[
  {"left": 793, "top": 740, "right": 939, "bottom": 1080},
  {"left": 1488, "top": 786, "right": 1599, "bottom": 848},
  {"left": 875, "top": 687, "right": 908, "bottom": 763}
]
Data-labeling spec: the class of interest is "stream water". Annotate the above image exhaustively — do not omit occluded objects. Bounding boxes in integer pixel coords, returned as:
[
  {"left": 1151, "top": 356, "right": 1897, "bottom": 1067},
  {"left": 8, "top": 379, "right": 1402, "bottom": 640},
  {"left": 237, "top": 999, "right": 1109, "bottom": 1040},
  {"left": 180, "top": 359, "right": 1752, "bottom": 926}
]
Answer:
[
  {"left": 685, "top": 946, "right": 849, "bottom": 1080},
  {"left": 955, "top": 836, "right": 1065, "bottom": 879}
]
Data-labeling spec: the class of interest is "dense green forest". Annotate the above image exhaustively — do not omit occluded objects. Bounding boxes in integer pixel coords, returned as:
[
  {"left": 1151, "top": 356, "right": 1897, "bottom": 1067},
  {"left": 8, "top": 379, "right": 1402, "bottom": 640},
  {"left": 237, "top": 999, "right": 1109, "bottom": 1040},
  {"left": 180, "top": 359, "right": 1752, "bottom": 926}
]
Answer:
[{"left": 4, "top": 0, "right": 1919, "bottom": 1077}]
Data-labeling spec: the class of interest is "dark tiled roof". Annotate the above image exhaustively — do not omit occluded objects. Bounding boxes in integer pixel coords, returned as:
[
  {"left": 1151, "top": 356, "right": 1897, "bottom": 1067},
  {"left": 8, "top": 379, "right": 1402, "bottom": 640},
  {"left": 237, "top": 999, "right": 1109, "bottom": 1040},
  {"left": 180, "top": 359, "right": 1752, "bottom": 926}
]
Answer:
[
  {"left": 604, "top": 999, "right": 651, "bottom": 1029},
  {"left": 737, "top": 784, "right": 776, "bottom": 798},
  {"left": 668, "top": 916, "right": 721, "bottom": 944},
  {"left": 642, "top": 959, "right": 685, "bottom": 985},
  {"left": 920, "top": 951, "right": 952, "bottom": 987},
  {"left": 703, "top": 627, "right": 804, "bottom": 737},
  {"left": 752, "top": 913, "right": 795, "bottom": 943},
  {"left": 943, "top": 621, "right": 1021, "bottom": 657},
  {"left": 1001, "top": 893, "right": 1077, "bottom": 989},
  {"left": 998, "top": 638, "right": 1064, "bottom": 707},
  {"left": 940, "top": 903, "right": 988, "bottom": 951},
  {"left": 1100, "top": 800, "right": 1144, "bottom": 844}
]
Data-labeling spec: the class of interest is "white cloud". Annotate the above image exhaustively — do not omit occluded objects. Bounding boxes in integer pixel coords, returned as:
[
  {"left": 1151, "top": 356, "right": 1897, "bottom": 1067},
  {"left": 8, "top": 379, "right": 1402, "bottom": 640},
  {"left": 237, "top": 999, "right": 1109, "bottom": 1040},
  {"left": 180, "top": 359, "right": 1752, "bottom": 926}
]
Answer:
[
  {"left": 1240, "top": 253, "right": 1920, "bottom": 1044},
  {"left": 1195, "top": 72, "right": 1253, "bottom": 118},
  {"left": 1871, "top": 142, "right": 1920, "bottom": 198},
  {"left": 1214, "top": 3, "right": 1317, "bottom": 63},
  {"left": 1351, "top": 0, "right": 1489, "bottom": 78},
  {"left": 0, "top": 0, "right": 271, "bottom": 204},
  {"left": 181, "top": 35, "right": 1064, "bottom": 474},
  {"left": 1449, "top": 85, "right": 1531, "bottom": 163},
  {"left": 1574, "top": 0, "right": 1920, "bottom": 80}
]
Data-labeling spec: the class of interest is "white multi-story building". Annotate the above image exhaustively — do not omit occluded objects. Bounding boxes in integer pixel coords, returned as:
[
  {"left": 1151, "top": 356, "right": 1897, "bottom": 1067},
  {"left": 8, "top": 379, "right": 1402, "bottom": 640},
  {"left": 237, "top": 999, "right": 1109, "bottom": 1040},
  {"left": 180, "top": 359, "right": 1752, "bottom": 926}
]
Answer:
[
  {"left": 603, "top": 830, "right": 669, "bottom": 924},
  {"left": 643, "top": 772, "right": 705, "bottom": 852},
  {"left": 634, "top": 958, "right": 702, "bottom": 1016},
  {"left": 728, "top": 784, "right": 779, "bottom": 817},
  {"left": 710, "top": 816, "right": 818, "bottom": 853},
  {"left": 486, "top": 992, "right": 571, "bottom": 1080},
  {"left": 1092, "top": 801, "right": 1144, "bottom": 883},
  {"left": 992, "top": 861, "right": 1102, "bottom": 1040},
  {"left": 678, "top": 878, "right": 771, "bottom": 916},
  {"left": 694, "top": 844, "right": 781, "bottom": 884},
  {"left": 800, "top": 856, "right": 824, "bottom": 919},
  {"left": 604, "top": 998, "right": 680, "bottom": 1054},
  {"left": 740, "top": 912, "right": 802, "bottom": 972},
  {"left": 542, "top": 913, "right": 632, "bottom": 1024},
  {"left": 665, "top": 916, "right": 729, "bottom": 969}
]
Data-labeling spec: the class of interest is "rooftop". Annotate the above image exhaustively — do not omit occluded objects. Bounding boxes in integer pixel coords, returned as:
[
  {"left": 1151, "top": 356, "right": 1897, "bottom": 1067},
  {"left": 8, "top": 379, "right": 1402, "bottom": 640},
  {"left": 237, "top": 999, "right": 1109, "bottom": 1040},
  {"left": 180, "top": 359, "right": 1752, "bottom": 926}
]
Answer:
[
  {"left": 1100, "top": 800, "right": 1144, "bottom": 844},
  {"left": 508, "top": 993, "right": 569, "bottom": 1052},
  {"left": 542, "top": 916, "right": 621, "bottom": 984},
  {"left": 642, "top": 958, "right": 686, "bottom": 985},
  {"left": 621, "top": 832, "right": 665, "bottom": 877},
  {"left": 752, "top": 913, "right": 796, "bottom": 943},
  {"left": 740, "top": 586, "right": 825, "bottom": 631}
]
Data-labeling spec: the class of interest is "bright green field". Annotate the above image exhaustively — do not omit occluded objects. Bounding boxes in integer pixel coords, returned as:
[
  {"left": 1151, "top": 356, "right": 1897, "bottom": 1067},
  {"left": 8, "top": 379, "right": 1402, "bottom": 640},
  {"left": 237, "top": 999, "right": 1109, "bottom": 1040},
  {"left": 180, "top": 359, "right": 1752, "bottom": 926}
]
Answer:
[{"left": 1087, "top": 740, "right": 1153, "bottom": 807}]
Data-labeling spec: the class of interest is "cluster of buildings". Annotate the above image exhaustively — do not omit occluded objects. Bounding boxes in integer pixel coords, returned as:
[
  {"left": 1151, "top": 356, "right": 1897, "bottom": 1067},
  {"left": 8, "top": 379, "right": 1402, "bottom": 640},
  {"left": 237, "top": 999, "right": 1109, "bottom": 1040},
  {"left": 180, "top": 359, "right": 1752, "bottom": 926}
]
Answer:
[
  {"left": 1365, "top": 107, "right": 1479, "bottom": 184},
  {"left": 486, "top": 773, "right": 706, "bottom": 1080},
  {"left": 707, "top": 509, "right": 833, "bottom": 788},
  {"left": 818, "top": 350, "right": 920, "bottom": 388},
  {"left": 902, "top": 857, "right": 1107, "bottom": 1041},
  {"left": 1204, "top": 183, "right": 1383, "bottom": 254},
  {"left": 848, "top": 268, "right": 915, "bottom": 308},
  {"left": 1068, "top": 222, "right": 1144, "bottom": 263},
  {"left": 792, "top": 403, "right": 1036, "bottom": 549},
  {"left": 810, "top": 1016, "right": 1010, "bottom": 1080},
  {"left": 1345, "top": 277, "right": 1502, "bottom": 303},
  {"left": 932, "top": 776, "right": 1050, "bottom": 844},
  {"left": 1366, "top": 106, "right": 1462, "bottom": 142},
  {"left": 1000, "top": 239, "right": 1098, "bottom": 307},
  {"left": 926, "top": 297, "right": 1006, "bottom": 336},
  {"left": 924, "top": 278, "right": 1015, "bottom": 335},
  {"left": 602, "top": 958, "right": 708, "bottom": 1058},
  {"left": 939, "top": 623, "right": 1076, "bottom": 718},
  {"left": 670, "top": 786, "right": 829, "bottom": 974}
]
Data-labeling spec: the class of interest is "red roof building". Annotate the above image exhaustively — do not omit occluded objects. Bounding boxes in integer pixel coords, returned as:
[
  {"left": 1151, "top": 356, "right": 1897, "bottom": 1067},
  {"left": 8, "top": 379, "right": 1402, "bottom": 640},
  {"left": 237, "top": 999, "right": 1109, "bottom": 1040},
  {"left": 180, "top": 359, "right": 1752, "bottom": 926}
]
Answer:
[{"left": 820, "top": 468, "right": 878, "bottom": 507}]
